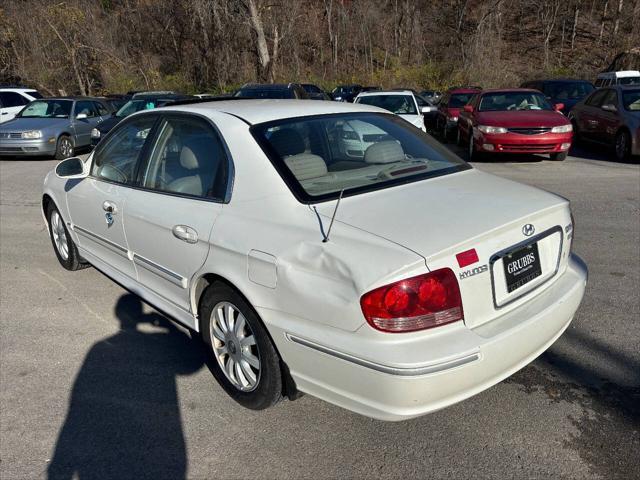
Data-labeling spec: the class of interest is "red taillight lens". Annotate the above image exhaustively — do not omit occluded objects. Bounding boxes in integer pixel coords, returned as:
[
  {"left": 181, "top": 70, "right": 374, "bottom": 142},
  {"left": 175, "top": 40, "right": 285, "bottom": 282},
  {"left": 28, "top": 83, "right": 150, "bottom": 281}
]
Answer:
[{"left": 360, "top": 268, "right": 463, "bottom": 333}]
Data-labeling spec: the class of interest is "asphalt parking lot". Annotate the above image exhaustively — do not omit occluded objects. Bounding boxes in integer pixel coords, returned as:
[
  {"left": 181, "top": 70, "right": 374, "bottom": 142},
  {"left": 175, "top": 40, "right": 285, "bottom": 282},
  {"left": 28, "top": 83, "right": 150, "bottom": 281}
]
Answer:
[{"left": 1, "top": 145, "right": 639, "bottom": 479}]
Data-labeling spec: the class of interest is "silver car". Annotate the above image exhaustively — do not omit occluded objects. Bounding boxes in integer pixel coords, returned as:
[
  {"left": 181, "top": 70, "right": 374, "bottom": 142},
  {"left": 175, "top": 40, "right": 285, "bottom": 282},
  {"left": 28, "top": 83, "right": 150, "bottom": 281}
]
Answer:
[
  {"left": 569, "top": 85, "right": 640, "bottom": 161},
  {"left": 0, "top": 97, "right": 112, "bottom": 159}
]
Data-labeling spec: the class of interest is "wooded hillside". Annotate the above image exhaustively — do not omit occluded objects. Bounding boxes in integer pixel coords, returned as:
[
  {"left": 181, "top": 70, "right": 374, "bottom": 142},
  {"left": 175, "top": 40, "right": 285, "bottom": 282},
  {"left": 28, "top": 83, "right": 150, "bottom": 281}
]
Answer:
[{"left": 1, "top": 0, "right": 638, "bottom": 95}]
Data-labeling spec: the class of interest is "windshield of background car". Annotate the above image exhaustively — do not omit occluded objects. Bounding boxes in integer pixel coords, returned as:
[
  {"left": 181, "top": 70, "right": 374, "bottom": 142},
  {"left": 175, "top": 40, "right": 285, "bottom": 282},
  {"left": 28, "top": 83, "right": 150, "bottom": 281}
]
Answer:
[
  {"left": 18, "top": 100, "right": 72, "bottom": 118},
  {"left": 544, "top": 82, "right": 594, "bottom": 99},
  {"left": 251, "top": 113, "right": 469, "bottom": 202},
  {"left": 622, "top": 90, "right": 640, "bottom": 111},
  {"left": 235, "top": 88, "right": 291, "bottom": 99},
  {"left": 448, "top": 93, "right": 475, "bottom": 108},
  {"left": 116, "top": 99, "right": 158, "bottom": 118},
  {"left": 479, "top": 92, "right": 553, "bottom": 111},
  {"left": 619, "top": 77, "right": 640, "bottom": 86},
  {"left": 357, "top": 95, "right": 417, "bottom": 115}
]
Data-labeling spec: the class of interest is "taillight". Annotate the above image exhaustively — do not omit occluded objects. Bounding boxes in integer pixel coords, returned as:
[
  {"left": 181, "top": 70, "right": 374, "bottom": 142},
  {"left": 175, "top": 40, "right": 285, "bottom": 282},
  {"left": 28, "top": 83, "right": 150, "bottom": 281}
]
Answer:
[{"left": 360, "top": 268, "right": 463, "bottom": 333}]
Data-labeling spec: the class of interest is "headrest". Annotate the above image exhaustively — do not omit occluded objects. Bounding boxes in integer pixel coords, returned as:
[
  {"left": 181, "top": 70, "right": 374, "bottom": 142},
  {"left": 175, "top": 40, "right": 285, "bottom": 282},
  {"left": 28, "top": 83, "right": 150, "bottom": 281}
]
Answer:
[
  {"left": 284, "top": 153, "right": 328, "bottom": 181},
  {"left": 364, "top": 141, "right": 405, "bottom": 164},
  {"left": 179, "top": 146, "right": 199, "bottom": 170},
  {"left": 269, "top": 128, "right": 305, "bottom": 157}
]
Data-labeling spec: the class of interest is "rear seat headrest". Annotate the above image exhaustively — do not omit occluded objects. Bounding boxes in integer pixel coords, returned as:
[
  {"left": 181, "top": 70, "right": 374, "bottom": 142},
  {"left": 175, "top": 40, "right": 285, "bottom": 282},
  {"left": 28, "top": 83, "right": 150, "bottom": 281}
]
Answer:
[
  {"left": 364, "top": 140, "right": 405, "bottom": 164},
  {"left": 269, "top": 128, "right": 305, "bottom": 157},
  {"left": 284, "top": 153, "right": 328, "bottom": 181}
]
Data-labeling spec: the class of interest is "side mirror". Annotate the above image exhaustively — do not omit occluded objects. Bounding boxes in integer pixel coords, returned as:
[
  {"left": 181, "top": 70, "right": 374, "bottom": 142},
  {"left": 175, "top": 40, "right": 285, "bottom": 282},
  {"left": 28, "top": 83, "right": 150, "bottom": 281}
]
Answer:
[
  {"left": 421, "top": 106, "right": 435, "bottom": 114},
  {"left": 55, "top": 157, "right": 86, "bottom": 178},
  {"left": 601, "top": 104, "right": 617, "bottom": 112},
  {"left": 554, "top": 103, "right": 565, "bottom": 112},
  {"left": 463, "top": 104, "right": 474, "bottom": 113},
  {"left": 75, "top": 113, "right": 88, "bottom": 120}
]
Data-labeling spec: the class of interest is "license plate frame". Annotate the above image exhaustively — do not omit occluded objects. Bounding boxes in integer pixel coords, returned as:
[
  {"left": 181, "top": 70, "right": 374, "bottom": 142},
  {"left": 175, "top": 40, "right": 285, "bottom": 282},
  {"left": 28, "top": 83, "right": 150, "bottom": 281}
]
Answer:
[{"left": 502, "top": 242, "right": 542, "bottom": 293}]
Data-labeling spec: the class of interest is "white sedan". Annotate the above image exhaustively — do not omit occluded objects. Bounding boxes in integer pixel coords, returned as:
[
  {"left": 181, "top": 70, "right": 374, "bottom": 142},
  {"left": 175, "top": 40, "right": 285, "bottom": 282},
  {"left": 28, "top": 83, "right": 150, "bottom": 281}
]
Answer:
[{"left": 42, "top": 100, "right": 587, "bottom": 421}]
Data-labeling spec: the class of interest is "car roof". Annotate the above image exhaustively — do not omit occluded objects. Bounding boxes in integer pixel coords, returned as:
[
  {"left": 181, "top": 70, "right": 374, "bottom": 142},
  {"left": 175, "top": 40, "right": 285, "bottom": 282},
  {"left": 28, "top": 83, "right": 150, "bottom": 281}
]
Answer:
[
  {"left": 240, "top": 83, "right": 298, "bottom": 90},
  {"left": 480, "top": 88, "right": 540, "bottom": 94},
  {"left": 357, "top": 90, "right": 414, "bottom": 97},
  {"left": 448, "top": 88, "right": 481, "bottom": 94},
  {"left": 597, "top": 70, "right": 640, "bottom": 78},
  {"left": 0, "top": 87, "right": 39, "bottom": 92},
  {"left": 159, "top": 99, "right": 385, "bottom": 125},
  {"left": 34, "top": 96, "right": 105, "bottom": 101}
]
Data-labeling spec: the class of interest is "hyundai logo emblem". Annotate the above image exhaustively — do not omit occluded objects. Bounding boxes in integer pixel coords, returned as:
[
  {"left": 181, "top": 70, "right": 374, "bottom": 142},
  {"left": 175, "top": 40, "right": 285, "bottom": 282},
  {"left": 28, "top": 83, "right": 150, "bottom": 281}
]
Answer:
[{"left": 522, "top": 224, "right": 535, "bottom": 236}]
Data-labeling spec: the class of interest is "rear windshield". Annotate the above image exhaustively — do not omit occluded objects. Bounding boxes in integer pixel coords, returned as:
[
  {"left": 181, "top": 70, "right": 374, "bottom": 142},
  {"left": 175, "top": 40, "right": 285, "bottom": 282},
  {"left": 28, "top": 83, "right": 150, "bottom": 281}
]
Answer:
[
  {"left": 448, "top": 93, "right": 475, "bottom": 108},
  {"left": 543, "top": 82, "right": 594, "bottom": 99},
  {"left": 479, "top": 92, "right": 552, "bottom": 111},
  {"left": 251, "top": 112, "right": 469, "bottom": 202},
  {"left": 619, "top": 77, "right": 640, "bottom": 86},
  {"left": 235, "top": 88, "right": 292, "bottom": 99},
  {"left": 622, "top": 90, "right": 640, "bottom": 111},
  {"left": 356, "top": 95, "right": 417, "bottom": 115}
]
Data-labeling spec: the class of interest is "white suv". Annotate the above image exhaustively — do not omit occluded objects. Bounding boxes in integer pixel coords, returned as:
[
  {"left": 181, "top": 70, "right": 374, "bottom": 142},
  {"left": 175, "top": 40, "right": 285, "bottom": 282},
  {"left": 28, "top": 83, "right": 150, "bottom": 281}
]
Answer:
[{"left": 0, "top": 87, "right": 42, "bottom": 123}]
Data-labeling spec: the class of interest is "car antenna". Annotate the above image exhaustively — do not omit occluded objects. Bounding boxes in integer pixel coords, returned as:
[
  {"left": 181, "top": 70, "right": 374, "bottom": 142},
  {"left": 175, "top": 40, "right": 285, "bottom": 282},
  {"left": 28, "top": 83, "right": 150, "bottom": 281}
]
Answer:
[{"left": 323, "top": 189, "right": 344, "bottom": 243}]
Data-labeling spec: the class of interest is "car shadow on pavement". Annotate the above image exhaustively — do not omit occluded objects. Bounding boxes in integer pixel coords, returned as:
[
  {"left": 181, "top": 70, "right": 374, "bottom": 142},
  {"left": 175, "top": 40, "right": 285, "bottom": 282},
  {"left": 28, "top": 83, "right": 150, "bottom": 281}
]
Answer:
[
  {"left": 47, "top": 294, "right": 205, "bottom": 480},
  {"left": 569, "top": 144, "right": 639, "bottom": 164}
]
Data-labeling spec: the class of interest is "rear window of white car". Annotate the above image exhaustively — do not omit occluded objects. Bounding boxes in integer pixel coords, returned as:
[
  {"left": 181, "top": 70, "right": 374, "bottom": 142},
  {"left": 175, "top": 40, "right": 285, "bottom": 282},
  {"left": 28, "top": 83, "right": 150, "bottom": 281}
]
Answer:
[
  {"left": 356, "top": 95, "right": 417, "bottom": 115},
  {"left": 252, "top": 113, "right": 469, "bottom": 203}
]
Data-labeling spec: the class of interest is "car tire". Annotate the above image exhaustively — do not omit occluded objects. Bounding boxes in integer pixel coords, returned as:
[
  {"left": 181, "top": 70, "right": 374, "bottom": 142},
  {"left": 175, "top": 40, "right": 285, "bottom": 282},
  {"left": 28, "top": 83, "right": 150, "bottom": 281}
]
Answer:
[
  {"left": 47, "top": 204, "right": 88, "bottom": 271},
  {"left": 550, "top": 152, "right": 568, "bottom": 161},
  {"left": 55, "top": 135, "right": 74, "bottom": 160},
  {"left": 615, "top": 130, "right": 631, "bottom": 161},
  {"left": 570, "top": 119, "right": 582, "bottom": 145},
  {"left": 456, "top": 128, "right": 463, "bottom": 146},
  {"left": 200, "top": 281, "right": 283, "bottom": 410},
  {"left": 468, "top": 128, "right": 482, "bottom": 161}
]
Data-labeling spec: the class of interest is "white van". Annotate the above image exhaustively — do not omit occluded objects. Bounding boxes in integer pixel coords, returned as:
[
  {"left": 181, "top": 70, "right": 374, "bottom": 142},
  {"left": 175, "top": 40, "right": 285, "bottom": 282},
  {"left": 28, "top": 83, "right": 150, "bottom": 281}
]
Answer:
[{"left": 595, "top": 70, "right": 640, "bottom": 87}]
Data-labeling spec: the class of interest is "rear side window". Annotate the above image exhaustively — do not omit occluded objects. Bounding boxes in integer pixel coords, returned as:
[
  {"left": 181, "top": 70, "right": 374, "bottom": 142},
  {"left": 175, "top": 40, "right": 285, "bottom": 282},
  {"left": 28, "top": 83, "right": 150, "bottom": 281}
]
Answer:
[
  {"left": 26, "top": 91, "right": 43, "bottom": 99},
  {"left": 75, "top": 101, "right": 97, "bottom": 118},
  {"left": 93, "top": 101, "right": 110, "bottom": 116},
  {"left": 0, "top": 91, "right": 29, "bottom": 107},
  {"left": 92, "top": 115, "right": 157, "bottom": 185},
  {"left": 600, "top": 89, "right": 618, "bottom": 107},
  {"left": 586, "top": 90, "right": 607, "bottom": 107},
  {"left": 448, "top": 93, "right": 475, "bottom": 108},
  {"left": 140, "top": 116, "right": 228, "bottom": 200}
]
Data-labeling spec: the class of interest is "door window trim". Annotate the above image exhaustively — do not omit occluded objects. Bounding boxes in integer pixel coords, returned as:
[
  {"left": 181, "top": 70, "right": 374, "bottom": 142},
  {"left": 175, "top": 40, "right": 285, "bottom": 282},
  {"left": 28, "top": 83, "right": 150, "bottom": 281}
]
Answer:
[{"left": 132, "top": 111, "right": 235, "bottom": 204}]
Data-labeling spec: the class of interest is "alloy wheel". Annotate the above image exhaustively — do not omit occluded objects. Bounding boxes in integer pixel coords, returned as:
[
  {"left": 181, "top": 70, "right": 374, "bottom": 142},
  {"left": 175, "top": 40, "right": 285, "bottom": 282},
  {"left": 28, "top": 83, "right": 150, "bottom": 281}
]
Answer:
[
  {"left": 209, "top": 301, "right": 261, "bottom": 392},
  {"left": 51, "top": 210, "right": 69, "bottom": 260},
  {"left": 60, "top": 138, "right": 73, "bottom": 158}
]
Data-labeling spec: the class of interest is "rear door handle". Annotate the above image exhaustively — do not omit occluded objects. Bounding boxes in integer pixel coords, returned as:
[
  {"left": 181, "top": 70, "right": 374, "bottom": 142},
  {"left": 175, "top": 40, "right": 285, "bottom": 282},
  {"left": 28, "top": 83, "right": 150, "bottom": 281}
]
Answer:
[{"left": 172, "top": 225, "right": 198, "bottom": 244}]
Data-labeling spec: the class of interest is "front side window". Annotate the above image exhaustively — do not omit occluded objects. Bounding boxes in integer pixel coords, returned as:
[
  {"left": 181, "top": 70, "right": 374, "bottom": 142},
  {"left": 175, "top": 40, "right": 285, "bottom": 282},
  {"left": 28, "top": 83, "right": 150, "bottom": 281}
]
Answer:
[
  {"left": 252, "top": 113, "right": 469, "bottom": 202},
  {"left": 586, "top": 90, "right": 607, "bottom": 107},
  {"left": 92, "top": 115, "right": 157, "bottom": 184},
  {"left": 357, "top": 95, "right": 417, "bottom": 115},
  {"left": 622, "top": 90, "right": 640, "bottom": 111},
  {"left": 478, "top": 92, "right": 552, "bottom": 111},
  {"left": 600, "top": 89, "right": 618, "bottom": 107},
  {"left": 141, "top": 116, "right": 228, "bottom": 199},
  {"left": 18, "top": 100, "right": 72, "bottom": 118},
  {"left": 94, "top": 101, "right": 110, "bottom": 116}
]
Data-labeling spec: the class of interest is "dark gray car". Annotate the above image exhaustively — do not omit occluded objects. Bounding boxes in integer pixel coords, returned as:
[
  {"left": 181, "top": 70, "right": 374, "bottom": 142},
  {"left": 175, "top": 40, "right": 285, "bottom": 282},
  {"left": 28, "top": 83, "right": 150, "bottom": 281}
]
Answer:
[
  {"left": 569, "top": 85, "right": 640, "bottom": 161},
  {"left": 0, "top": 97, "right": 111, "bottom": 159}
]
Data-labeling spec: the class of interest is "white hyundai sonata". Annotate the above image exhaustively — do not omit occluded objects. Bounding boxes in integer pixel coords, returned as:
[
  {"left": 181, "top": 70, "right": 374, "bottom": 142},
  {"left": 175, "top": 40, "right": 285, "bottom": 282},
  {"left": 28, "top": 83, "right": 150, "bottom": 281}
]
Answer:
[{"left": 42, "top": 99, "right": 587, "bottom": 421}]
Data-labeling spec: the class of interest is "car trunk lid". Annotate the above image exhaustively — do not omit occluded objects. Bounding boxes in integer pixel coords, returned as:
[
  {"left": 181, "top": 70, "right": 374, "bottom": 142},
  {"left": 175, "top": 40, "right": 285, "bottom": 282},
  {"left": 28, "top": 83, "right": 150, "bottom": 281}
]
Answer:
[{"left": 315, "top": 168, "right": 572, "bottom": 329}]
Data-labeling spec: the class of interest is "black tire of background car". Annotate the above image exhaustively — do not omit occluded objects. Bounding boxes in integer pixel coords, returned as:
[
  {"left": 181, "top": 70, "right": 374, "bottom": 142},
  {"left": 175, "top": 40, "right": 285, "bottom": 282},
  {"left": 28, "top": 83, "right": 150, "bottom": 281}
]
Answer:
[
  {"left": 468, "top": 129, "right": 482, "bottom": 161},
  {"left": 55, "top": 134, "right": 74, "bottom": 161},
  {"left": 550, "top": 152, "right": 568, "bottom": 161},
  {"left": 615, "top": 130, "right": 631, "bottom": 161},
  {"left": 570, "top": 119, "right": 582, "bottom": 145},
  {"left": 200, "top": 281, "right": 283, "bottom": 410},
  {"left": 47, "top": 204, "right": 89, "bottom": 271},
  {"left": 456, "top": 128, "right": 463, "bottom": 146}
]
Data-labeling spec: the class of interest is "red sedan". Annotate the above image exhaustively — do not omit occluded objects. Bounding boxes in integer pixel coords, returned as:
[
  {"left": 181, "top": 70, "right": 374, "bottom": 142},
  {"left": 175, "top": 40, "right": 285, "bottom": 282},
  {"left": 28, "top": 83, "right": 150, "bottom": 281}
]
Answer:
[{"left": 458, "top": 89, "right": 573, "bottom": 161}]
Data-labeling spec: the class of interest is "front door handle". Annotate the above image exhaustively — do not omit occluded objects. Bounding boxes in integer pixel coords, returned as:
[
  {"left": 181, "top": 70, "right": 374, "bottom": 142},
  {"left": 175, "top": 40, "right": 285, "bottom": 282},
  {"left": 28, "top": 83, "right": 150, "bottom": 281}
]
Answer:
[{"left": 172, "top": 225, "right": 198, "bottom": 244}]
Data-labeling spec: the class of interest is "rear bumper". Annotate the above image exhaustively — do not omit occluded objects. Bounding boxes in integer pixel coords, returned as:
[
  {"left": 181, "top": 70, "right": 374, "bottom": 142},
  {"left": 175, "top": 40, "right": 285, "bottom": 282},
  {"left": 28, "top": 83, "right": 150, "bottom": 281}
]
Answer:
[
  {"left": 476, "top": 131, "right": 573, "bottom": 154},
  {"left": 0, "top": 138, "right": 56, "bottom": 156},
  {"left": 262, "top": 254, "right": 587, "bottom": 421}
]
